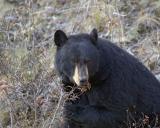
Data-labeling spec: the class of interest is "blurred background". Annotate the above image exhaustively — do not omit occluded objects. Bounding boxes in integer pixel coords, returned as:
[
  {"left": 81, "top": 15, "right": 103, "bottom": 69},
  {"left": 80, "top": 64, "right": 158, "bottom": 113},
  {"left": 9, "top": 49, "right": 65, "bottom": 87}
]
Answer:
[{"left": 0, "top": 0, "right": 159, "bottom": 127}]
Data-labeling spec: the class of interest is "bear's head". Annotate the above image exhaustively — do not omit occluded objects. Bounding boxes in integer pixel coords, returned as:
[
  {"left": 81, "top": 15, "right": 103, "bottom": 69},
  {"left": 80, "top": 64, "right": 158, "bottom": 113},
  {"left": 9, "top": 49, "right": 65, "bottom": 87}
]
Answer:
[{"left": 54, "top": 29, "right": 99, "bottom": 91}]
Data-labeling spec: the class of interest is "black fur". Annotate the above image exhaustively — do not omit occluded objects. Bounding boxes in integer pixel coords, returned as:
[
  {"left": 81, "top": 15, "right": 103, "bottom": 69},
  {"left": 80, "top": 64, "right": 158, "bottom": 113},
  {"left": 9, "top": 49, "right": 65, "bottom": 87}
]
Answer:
[{"left": 54, "top": 29, "right": 160, "bottom": 128}]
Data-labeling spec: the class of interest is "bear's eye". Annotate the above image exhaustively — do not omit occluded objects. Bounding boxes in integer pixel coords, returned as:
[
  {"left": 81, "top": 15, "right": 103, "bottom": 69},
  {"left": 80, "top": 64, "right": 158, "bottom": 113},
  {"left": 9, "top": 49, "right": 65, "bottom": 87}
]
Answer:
[
  {"left": 85, "top": 59, "right": 91, "bottom": 64},
  {"left": 71, "top": 58, "right": 78, "bottom": 64}
]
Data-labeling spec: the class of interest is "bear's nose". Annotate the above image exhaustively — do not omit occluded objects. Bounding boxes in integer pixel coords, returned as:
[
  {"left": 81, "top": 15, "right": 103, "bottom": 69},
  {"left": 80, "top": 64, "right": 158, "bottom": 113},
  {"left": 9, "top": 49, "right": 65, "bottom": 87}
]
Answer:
[{"left": 80, "top": 79, "right": 88, "bottom": 86}]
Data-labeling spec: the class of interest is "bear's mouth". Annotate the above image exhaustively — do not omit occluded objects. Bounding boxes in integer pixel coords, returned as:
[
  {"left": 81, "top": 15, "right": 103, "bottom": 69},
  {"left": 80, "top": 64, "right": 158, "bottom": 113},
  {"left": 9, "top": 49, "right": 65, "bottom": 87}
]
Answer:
[{"left": 78, "top": 82, "right": 91, "bottom": 92}]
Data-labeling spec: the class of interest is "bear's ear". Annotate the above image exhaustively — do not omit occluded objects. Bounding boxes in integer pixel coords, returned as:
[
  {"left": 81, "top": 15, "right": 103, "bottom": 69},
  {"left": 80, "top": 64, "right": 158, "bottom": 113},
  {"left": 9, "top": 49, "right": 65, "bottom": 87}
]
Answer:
[
  {"left": 54, "top": 30, "right": 68, "bottom": 47},
  {"left": 90, "top": 28, "right": 98, "bottom": 44}
]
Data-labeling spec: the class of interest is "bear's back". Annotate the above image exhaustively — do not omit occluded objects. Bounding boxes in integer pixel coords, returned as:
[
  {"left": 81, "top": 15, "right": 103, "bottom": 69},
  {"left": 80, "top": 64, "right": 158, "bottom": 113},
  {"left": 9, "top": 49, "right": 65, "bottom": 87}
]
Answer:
[{"left": 97, "top": 38, "right": 160, "bottom": 113}]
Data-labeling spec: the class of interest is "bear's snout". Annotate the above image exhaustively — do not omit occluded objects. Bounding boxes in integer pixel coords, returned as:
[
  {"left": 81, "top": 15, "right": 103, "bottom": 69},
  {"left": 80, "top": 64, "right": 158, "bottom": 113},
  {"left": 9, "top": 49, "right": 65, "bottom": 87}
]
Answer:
[
  {"left": 72, "top": 63, "right": 90, "bottom": 89},
  {"left": 79, "top": 78, "right": 88, "bottom": 86}
]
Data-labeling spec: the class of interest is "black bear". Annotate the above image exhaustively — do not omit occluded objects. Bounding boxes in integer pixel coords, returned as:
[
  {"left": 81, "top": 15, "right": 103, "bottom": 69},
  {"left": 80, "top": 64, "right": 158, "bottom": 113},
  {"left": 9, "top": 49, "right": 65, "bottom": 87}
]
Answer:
[{"left": 54, "top": 29, "right": 160, "bottom": 128}]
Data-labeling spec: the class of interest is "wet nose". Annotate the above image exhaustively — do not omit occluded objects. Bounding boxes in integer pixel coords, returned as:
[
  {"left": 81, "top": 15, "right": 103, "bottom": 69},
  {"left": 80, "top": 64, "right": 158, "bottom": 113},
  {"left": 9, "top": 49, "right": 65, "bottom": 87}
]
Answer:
[{"left": 80, "top": 78, "right": 88, "bottom": 85}]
